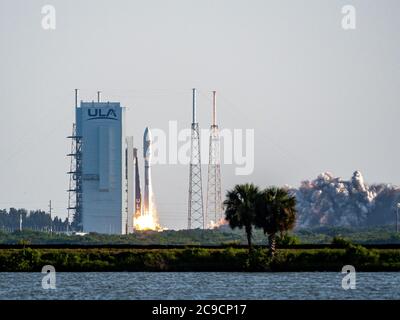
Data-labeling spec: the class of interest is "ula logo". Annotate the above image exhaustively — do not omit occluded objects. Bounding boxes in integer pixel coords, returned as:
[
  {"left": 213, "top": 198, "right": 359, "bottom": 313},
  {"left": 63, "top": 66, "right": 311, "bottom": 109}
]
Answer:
[{"left": 88, "top": 108, "right": 118, "bottom": 120}]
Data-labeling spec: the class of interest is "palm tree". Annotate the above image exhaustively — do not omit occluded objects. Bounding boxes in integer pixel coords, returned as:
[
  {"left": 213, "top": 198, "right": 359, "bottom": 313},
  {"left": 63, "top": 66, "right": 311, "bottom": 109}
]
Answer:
[
  {"left": 224, "top": 184, "right": 260, "bottom": 249},
  {"left": 256, "top": 187, "right": 297, "bottom": 256}
]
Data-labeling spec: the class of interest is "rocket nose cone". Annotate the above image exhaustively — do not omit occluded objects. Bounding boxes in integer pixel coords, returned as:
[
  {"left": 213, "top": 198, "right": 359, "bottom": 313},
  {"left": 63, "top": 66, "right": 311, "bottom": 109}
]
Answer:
[
  {"left": 143, "top": 127, "right": 152, "bottom": 158},
  {"left": 144, "top": 127, "right": 152, "bottom": 141}
]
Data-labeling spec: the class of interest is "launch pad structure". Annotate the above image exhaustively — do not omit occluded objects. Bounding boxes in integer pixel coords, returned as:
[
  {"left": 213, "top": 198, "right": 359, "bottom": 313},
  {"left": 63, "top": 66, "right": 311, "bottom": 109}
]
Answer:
[
  {"left": 188, "top": 88, "right": 205, "bottom": 229},
  {"left": 205, "top": 91, "right": 223, "bottom": 228},
  {"left": 67, "top": 90, "right": 83, "bottom": 232},
  {"left": 67, "top": 88, "right": 224, "bottom": 233},
  {"left": 67, "top": 89, "right": 132, "bottom": 234},
  {"left": 67, "top": 89, "right": 161, "bottom": 234}
]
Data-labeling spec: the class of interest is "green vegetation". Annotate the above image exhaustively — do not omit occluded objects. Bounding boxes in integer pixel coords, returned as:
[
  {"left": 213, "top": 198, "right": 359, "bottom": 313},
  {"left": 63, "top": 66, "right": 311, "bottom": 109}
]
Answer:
[
  {"left": 0, "top": 226, "right": 400, "bottom": 245},
  {"left": 255, "top": 187, "right": 297, "bottom": 256},
  {"left": 296, "top": 226, "right": 400, "bottom": 244},
  {"left": 0, "top": 245, "right": 399, "bottom": 272},
  {"left": 1, "top": 225, "right": 399, "bottom": 272},
  {"left": 225, "top": 184, "right": 297, "bottom": 254},
  {"left": 2, "top": 184, "right": 399, "bottom": 272},
  {"left": 0, "top": 208, "right": 67, "bottom": 232},
  {"left": 224, "top": 184, "right": 260, "bottom": 248}
]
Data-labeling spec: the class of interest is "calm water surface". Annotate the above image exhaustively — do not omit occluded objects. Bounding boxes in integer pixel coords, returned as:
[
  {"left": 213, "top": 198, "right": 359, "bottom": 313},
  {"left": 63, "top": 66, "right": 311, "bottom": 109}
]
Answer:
[{"left": 0, "top": 272, "right": 399, "bottom": 300}]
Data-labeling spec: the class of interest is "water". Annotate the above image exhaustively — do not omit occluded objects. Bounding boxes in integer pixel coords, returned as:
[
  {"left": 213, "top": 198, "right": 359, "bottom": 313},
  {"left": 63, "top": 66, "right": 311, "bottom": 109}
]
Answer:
[{"left": 0, "top": 272, "right": 399, "bottom": 300}]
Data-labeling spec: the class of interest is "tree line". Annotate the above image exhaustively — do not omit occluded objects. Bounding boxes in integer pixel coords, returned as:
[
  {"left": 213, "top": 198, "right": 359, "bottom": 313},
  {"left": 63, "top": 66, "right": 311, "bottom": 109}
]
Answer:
[
  {"left": 224, "top": 184, "right": 297, "bottom": 255},
  {"left": 0, "top": 208, "right": 68, "bottom": 232}
]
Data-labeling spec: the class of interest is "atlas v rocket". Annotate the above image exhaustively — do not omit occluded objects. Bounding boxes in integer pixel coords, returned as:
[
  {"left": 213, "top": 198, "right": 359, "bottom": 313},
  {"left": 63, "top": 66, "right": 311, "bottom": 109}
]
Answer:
[
  {"left": 143, "top": 127, "right": 153, "bottom": 214},
  {"left": 132, "top": 127, "right": 153, "bottom": 223}
]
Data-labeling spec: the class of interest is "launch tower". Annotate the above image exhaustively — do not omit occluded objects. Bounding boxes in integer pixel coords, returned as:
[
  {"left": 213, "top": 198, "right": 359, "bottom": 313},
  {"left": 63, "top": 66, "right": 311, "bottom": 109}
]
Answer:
[
  {"left": 188, "top": 88, "right": 204, "bottom": 229},
  {"left": 205, "top": 91, "right": 223, "bottom": 228}
]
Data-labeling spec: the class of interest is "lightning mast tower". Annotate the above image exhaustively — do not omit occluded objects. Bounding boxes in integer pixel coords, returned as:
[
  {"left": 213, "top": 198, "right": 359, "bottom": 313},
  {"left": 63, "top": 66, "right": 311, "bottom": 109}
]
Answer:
[
  {"left": 206, "top": 91, "right": 222, "bottom": 228},
  {"left": 188, "top": 88, "right": 204, "bottom": 229},
  {"left": 67, "top": 89, "right": 83, "bottom": 232}
]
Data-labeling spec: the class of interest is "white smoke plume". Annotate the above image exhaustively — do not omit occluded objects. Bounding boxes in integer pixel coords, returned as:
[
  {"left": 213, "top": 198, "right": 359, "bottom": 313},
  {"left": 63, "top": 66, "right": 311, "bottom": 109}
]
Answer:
[{"left": 289, "top": 171, "right": 400, "bottom": 228}]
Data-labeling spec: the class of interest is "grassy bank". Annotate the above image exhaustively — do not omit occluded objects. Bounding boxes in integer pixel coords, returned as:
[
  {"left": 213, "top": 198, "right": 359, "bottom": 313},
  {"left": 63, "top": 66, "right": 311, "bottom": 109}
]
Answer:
[{"left": 1, "top": 245, "right": 400, "bottom": 272}]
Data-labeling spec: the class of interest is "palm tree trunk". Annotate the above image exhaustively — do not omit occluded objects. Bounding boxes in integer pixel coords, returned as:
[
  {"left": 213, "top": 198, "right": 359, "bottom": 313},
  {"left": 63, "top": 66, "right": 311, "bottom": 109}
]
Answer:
[
  {"left": 245, "top": 225, "right": 252, "bottom": 249},
  {"left": 268, "top": 233, "right": 276, "bottom": 257}
]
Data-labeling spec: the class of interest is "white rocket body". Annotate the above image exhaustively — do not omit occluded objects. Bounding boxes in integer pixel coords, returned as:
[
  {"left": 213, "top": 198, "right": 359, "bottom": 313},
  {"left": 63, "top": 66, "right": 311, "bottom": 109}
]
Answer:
[{"left": 143, "top": 127, "right": 152, "bottom": 215}]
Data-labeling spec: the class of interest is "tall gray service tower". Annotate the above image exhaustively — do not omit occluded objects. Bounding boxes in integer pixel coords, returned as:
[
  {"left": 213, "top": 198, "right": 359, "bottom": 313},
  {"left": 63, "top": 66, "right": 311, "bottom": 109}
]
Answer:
[{"left": 68, "top": 90, "right": 136, "bottom": 235}]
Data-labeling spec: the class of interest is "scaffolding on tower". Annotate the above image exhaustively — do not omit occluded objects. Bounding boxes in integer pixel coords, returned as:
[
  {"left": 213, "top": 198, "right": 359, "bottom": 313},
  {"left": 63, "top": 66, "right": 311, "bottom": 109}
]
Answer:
[
  {"left": 67, "top": 90, "right": 83, "bottom": 232},
  {"left": 188, "top": 88, "right": 204, "bottom": 229},
  {"left": 206, "top": 91, "right": 223, "bottom": 228}
]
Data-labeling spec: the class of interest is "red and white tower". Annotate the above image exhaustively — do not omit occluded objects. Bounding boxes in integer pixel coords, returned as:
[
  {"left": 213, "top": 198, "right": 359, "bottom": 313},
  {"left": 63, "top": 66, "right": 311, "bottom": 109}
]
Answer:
[{"left": 206, "top": 91, "right": 223, "bottom": 228}]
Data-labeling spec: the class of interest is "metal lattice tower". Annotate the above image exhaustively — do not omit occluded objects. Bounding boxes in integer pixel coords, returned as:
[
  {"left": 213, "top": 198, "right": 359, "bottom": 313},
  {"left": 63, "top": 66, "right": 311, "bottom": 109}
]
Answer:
[
  {"left": 67, "top": 89, "right": 83, "bottom": 232},
  {"left": 188, "top": 88, "right": 204, "bottom": 229},
  {"left": 67, "top": 123, "right": 76, "bottom": 232},
  {"left": 206, "top": 91, "right": 223, "bottom": 228}
]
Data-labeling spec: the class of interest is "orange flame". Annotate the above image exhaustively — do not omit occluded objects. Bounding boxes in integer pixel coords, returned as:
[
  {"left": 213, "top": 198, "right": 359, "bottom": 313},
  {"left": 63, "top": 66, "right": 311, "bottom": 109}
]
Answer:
[
  {"left": 208, "top": 218, "right": 227, "bottom": 229},
  {"left": 134, "top": 212, "right": 162, "bottom": 231},
  {"left": 134, "top": 197, "right": 163, "bottom": 231}
]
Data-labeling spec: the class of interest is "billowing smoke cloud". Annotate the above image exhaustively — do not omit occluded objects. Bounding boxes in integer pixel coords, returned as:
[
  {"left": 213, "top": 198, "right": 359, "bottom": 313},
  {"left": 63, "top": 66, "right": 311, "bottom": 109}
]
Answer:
[{"left": 289, "top": 171, "right": 400, "bottom": 228}]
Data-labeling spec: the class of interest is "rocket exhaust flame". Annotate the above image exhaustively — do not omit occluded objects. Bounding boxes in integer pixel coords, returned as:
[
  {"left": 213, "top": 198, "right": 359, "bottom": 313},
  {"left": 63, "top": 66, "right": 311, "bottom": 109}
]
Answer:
[
  {"left": 134, "top": 193, "right": 162, "bottom": 231},
  {"left": 208, "top": 218, "right": 228, "bottom": 229},
  {"left": 134, "top": 211, "right": 162, "bottom": 231}
]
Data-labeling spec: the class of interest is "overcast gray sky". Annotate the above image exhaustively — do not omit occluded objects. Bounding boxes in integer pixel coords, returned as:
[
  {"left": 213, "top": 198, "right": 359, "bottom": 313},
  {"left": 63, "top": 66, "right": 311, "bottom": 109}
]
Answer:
[{"left": 0, "top": 0, "right": 399, "bottom": 229}]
